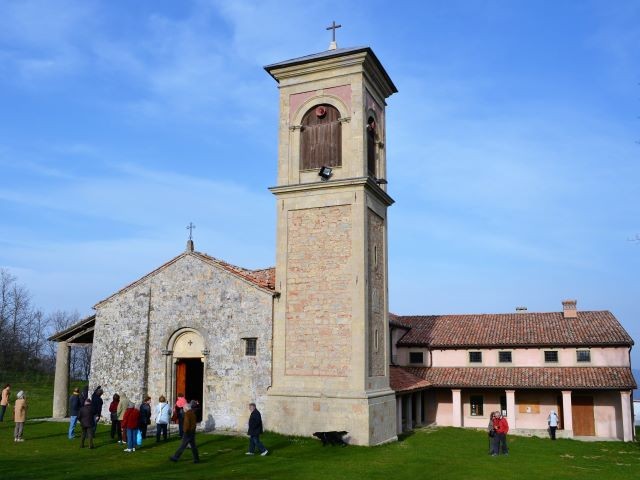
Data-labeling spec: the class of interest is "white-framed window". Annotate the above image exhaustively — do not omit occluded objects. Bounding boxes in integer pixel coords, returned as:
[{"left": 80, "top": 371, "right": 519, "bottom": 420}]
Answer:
[{"left": 470, "top": 395, "right": 484, "bottom": 416}]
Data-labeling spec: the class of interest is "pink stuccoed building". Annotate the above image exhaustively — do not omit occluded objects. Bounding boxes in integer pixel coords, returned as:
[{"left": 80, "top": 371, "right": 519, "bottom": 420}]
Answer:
[{"left": 389, "top": 300, "right": 636, "bottom": 441}]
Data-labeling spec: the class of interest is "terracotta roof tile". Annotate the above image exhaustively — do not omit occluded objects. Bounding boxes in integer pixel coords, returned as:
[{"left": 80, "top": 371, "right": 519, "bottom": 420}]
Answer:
[
  {"left": 390, "top": 366, "right": 431, "bottom": 393},
  {"left": 404, "top": 367, "right": 637, "bottom": 390},
  {"left": 396, "top": 312, "right": 633, "bottom": 348},
  {"left": 197, "top": 253, "right": 275, "bottom": 291}
]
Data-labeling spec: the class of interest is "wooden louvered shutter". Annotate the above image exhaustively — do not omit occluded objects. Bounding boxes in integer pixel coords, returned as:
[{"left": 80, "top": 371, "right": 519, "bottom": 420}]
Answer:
[{"left": 300, "top": 104, "right": 341, "bottom": 170}]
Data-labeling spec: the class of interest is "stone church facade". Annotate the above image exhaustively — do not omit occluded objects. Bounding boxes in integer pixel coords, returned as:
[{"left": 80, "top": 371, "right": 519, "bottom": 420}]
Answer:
[
  {"left": 49, "top": 43, "right": 636, "bottom": 443},
  {"left": 91, "top": 248, "right": 275, "bottom": 431}
]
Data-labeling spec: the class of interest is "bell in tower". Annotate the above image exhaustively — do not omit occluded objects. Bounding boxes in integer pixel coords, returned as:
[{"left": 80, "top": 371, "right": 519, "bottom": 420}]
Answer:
[{"left": 264, "top": 42, "right": 398, "bottom": 446}]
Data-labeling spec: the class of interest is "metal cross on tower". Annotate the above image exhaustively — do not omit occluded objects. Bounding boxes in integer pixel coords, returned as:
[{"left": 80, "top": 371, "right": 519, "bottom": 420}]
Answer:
[
  {"left": 326, "top": 20, "right": 341, "bottom": 50},
  {"left": 186, "top": 222, "right": 196, "bottom": 241}
]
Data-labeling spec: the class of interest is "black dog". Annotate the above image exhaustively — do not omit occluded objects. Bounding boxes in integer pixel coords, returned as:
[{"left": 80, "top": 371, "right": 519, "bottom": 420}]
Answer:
[{"left": 313, "top": 431, "right": 348, "bottom": 446}]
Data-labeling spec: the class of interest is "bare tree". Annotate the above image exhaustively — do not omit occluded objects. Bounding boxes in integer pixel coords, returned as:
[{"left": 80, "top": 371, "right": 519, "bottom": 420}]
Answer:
[{"left": 46, "top": 310, "right": 91, "bottom": 380}]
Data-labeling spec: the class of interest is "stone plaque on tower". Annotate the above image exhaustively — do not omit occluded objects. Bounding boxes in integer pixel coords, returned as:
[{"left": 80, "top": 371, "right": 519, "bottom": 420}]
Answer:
[{"left": 264, "top": 43, "right": 398, "bottom": 445}]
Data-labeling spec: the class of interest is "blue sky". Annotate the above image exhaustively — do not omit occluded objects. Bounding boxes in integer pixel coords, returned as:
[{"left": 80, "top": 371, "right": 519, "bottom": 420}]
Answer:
[{"left": 1, "top": 1, "right": 639, "bottom": 364}]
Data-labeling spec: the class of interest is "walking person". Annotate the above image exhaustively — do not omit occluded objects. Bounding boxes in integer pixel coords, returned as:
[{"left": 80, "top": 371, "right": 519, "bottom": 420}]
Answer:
[
  {"left": 13, "top": 391, "right": 27, "bottom": 442},
  {"left": 547, "top": 410, "right": 559, "bottom": 440},
  {"left": 91, "top": 386, "right": 104, "bottom": 433},
  {"left": 0, "top": 383, "right": 10, "bottom": 422},
  {"left": 139, "top": 396, "right": 152, "bottom": 439},
  {"left": 155, "top": 395, "right": 171, "bottom": 442},
  {"left": 245, "top": 402, "right": 268, "bottom": 456},
  {"left": 78, "top": 399, "right": 95, "bottom": 449},
  {"left": 169, "top": 401, "right": 199, "bottom": 463},
  {"left": 121, "top": 401, "right": 140, "bottom": 453},
  {"left": 174, "top": 393, "right": 187, "bottom": 438},
  {"left": 68, "top": 387, "right": 82, "bottom": 439},
  {"left": 492, "top": 411, "right": 509, "bottom": 456},
  {"left": 109, "top": 393, "right": 121, "bottom": 442},
  {"left": 116, "top": 392, "right": 129, "bottom": 444}
]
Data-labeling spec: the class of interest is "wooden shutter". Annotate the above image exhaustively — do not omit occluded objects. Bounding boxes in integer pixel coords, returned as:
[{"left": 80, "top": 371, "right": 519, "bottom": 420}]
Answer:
[{"left": 300, "top": 104, "right": 341, "bottom": 170}]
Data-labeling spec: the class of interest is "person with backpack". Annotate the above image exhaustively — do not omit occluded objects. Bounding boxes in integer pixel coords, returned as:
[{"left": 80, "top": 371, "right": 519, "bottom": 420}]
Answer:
[{"left": 155, "top": 395, "right": 171, "bottom": 442}]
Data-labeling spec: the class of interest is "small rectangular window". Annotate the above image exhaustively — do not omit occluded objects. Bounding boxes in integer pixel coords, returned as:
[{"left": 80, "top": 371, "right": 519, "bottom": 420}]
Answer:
[
  {"left": 469, "top": 351, "right": 482, "bottom": 363},
  {"left": 409, "top": 352, "right": 424, "bottom": 364},
  {"left": 498, "top": 351, "right": 512, "bottom": 363},
  {"left": 245, "top": 338, "right": 257, "bottom": 356},
  {"left": 544, "top": 351, "right": 558, "bottom": 363},
  {"left": 576, "top": 350, "right": 591, "bottom": 362},
  {"left": 470, "top": 395, "right": 484, "bottom": 416}
]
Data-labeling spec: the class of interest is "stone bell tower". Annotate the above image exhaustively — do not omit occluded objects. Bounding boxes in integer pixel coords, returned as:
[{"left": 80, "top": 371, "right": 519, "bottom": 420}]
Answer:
[{"left": 264, "top": 45, "right": 398, "bottom": 445}]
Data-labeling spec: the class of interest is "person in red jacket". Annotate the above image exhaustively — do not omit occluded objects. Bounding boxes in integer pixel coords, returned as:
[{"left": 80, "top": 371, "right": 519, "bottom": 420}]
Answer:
[
  {"left": 492, "top": 412, "right": 509, "bottom": 456},
  {"left": 121, "top": 402, "right": 140, "bottom": 453}
]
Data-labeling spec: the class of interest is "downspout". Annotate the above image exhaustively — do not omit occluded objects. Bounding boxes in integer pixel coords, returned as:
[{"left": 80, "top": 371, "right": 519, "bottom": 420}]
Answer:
[{"left": 141, "top": 287, "right": 152, "bottom": 397}]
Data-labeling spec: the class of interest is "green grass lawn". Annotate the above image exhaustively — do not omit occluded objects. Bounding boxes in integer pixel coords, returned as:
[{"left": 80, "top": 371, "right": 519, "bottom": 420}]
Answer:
[{"left": 1, "top": 420, "right": 638, "bottom": 480}]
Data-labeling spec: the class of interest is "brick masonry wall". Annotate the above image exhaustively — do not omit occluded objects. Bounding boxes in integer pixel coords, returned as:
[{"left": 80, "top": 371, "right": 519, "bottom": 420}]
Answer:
[
  {"left": 285, "top": 205, "right": 353, "bottom": 377},
  {"left": 90, "top": 253, "right": 273, "bottom": 431}
]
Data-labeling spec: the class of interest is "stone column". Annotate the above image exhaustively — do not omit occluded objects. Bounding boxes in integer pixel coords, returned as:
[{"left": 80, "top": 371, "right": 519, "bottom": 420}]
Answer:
[
  {"left": 405, "top": 394, "right": 413, "bottom": 430},
  {"left": 505, "top": 390, "right": 516, "bottom": 428},
  {"left": 561, "top": 390, "right": 573, "bottom": 436},
  {"left": 452, "top": 389, "right": 462, "bottom": 427},
  {"left": 415, "top": 391, "right": 423, "bottom": 426},
  {"left": 52, "top": 341, "right": 70, "bottom": 418},
  {"left": 396, "top": 396, "right": 403, "bottom": 434},
  {"left": 620, "top": 390, "right": 633, "bottom": 442}
]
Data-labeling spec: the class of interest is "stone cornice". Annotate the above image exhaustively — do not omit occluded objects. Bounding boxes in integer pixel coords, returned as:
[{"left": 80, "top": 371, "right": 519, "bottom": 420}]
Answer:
[{"left": 269, "top": 176, "right": 395, "bottom": 206}]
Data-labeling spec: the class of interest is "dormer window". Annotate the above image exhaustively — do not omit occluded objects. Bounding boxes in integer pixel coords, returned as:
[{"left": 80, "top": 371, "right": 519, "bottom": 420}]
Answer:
[{"left": 300, "top": 104, "right": 342, "bottom": 170}]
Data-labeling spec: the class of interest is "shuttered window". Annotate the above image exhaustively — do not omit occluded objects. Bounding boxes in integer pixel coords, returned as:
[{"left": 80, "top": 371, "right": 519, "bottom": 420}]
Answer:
[{"left": 300, "top": 104, "right": 341, "bottom": 170}]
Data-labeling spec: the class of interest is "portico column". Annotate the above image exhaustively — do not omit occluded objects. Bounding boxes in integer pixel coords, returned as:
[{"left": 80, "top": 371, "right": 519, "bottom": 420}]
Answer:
[
  {"left": 415, "top": 391, "right": 423, "bottom": 426},
  {"left": 405, "top": 394, "right": 413, "bottom": 430},
  {"left": 505, "top": 390, "right": 516, "bottom": 428},
  {"left": 620, "top": 390, "right": 633, "bottom": 442},
  {"left": 452, "top": 389, "right": 462, "bottom": 427},
  {"left": 396, "top": 396, "right": 403, "bottom": 434},
  {"left": 52, "top": 341, "right": 70, "bottom": 418},
  {"left": 561, "top": 390, "right": 573, "bottom": 436}
]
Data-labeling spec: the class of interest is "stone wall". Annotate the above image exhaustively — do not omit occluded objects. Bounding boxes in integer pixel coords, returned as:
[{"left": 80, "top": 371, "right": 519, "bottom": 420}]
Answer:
[
  {"left": 285, "top": 205, "right": 353, "bottom": 377},
  {"left": 90, "top": 253, "right": 273, "bottom": 431},
  {"left": 367, "top": 209, "right": 385, "bottom": 377}
]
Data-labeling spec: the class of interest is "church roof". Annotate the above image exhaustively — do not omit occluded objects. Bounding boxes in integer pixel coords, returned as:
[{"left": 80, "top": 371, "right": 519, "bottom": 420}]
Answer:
[
  {"left": 94, "top": 250, "right": 276, "bottom": 307},
  {"left": 395, "top": 311, "right": 634, "bottom": 348},
  {"left": 404, "top": 366, "right": 637, "bottom": 390},
  {"left": 264, "top": 46, "right": 398, "bottom": 93}
]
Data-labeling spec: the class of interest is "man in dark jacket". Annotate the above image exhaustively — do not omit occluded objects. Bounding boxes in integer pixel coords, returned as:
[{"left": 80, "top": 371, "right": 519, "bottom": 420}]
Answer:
[
  {"left": 139, "top": 396, "right": 151, "bottom": 439},
  {"left": 245, "top": 403, "right": 268, "bottom": 456},
  {"left": 78, "top": 399, "right": 95, "bottom": 449},
  {"left": 91, "top": 386, "right": 103, "bottom": 433},
  {"left": 169, "top": 401, "right": 199, "bottom": 463},
  {"left": 68, "top": 388, "right": 81, "bottom": 439}
]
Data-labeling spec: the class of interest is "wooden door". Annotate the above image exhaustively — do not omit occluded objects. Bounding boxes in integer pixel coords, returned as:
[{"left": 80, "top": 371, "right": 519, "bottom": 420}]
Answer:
[
  {"left": 572, "top": 396, "right": 595, "bottom": 436},
  {"left": 175, "top": 360, "right": 186, "bottom": 397},
  {"left": 300, "top": 104, "right": 341, "bottom": 169}
]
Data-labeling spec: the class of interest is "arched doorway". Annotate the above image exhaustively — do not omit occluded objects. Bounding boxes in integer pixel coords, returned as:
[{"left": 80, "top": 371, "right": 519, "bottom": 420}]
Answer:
[{"left": 170, "top": 329, "right": 205, "bottom": 422}]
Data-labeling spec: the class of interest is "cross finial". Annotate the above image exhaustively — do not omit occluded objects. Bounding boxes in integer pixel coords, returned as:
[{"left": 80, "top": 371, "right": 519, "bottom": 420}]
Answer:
[
  {"left": 186, "top": 222, "right": 196, "bottom": 241},
  {"left": 326, "top": 20, "right": 341, "bottom": 50}
]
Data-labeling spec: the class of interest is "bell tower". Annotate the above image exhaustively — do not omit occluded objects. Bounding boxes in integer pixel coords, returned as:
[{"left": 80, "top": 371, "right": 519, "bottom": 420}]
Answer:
[{"left": 265, "top": 46, "right": 397, "bottom": 445}]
